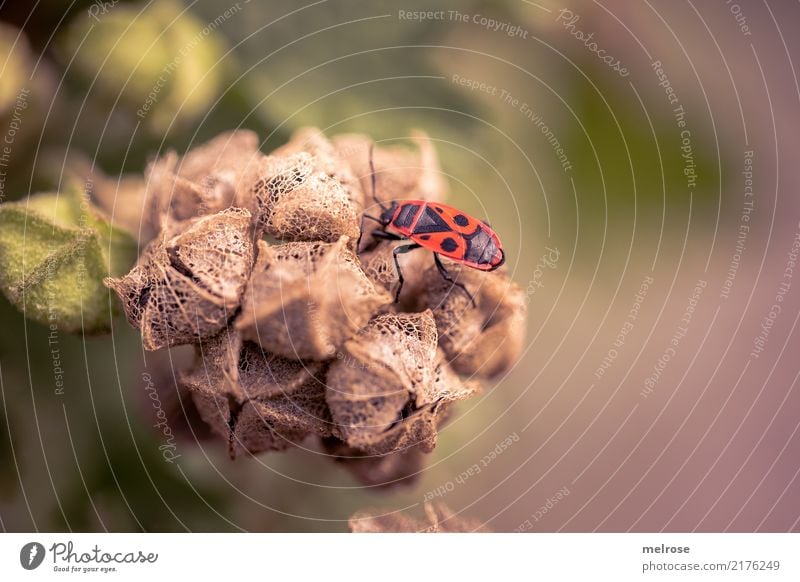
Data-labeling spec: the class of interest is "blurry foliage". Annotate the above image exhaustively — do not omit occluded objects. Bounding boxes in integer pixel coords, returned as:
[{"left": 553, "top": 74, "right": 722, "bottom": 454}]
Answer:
[
  {"left": 57, "top": 0, "right": 229, "bottom": 168},
  {"left": 52, "top": 425, "right": 232, "bottom": 532},
  {"left": 0, "top": 22, "right": 57, "bottom": 201},
  {"left": 559, "top": 65, "right": 719, "bottom": 249},
  {"left": 221, "top": 0, "right": 483, "bottom": 148},
  {"left": 0, "top": 403, "right": 14, "bottom": 497}
]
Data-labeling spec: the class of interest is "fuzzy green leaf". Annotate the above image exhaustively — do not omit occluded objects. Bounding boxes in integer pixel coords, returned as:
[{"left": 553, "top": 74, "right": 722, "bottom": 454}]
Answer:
[{"left": 0, "top": 190, "right": 137, "bottom": 333}]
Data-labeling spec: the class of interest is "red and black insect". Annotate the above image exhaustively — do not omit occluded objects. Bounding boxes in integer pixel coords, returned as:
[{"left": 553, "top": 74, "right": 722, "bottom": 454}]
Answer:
[{"left": 359, "top": 146, "right": 505, "bottom": 306}]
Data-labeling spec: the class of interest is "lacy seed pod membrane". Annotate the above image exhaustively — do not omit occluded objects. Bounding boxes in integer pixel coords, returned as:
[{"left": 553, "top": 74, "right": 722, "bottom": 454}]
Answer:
[
  {"left": 105, "top": 208, "right": 254, "bottom": 350},
  {"left": 418, "top": 262, "right": 526, "bottom": 379},
  {"left": 236, "top": 237, "right": 391, "bottom": 360},
  {"left": 325, "top": 311, "right": 480, "bottom": 458}
]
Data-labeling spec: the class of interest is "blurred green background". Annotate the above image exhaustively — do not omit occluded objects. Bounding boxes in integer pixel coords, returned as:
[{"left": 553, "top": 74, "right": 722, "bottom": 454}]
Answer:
[{"left": 2, "top": 0, "right": 799, "bottom": 532}]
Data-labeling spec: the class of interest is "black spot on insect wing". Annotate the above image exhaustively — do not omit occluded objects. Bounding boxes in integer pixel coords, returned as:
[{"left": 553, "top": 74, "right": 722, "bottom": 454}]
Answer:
[{"left": 440, "top": 237, "right": 458, "bottom": 253}]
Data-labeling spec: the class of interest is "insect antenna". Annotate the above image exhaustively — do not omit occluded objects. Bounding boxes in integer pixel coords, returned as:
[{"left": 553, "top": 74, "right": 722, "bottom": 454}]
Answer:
[{"left": 369, "top": 143, "right": 388, "bottom": 213}]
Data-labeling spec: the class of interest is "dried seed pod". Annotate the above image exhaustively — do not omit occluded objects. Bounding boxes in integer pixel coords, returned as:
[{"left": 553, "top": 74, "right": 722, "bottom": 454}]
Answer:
[
  {"left": 418, "top": 262, "right": 527, "bottom": 379},
  {"left": 236, "top": 237, "right": 391, "bottom": 360},
  {"left": 248, "top": 151, "right": 360, "bottom": 242},
  {"left": 350, "top": 502, "right": 489, "bottom": 533},
  {"left": 180, "top": 327, "right": 329, "bottom": 457},
  {"left": 272, "top": 127, "right": 364, "bottom": 211},
  {"left": 234, "top": 350, "right": 331, "bottom": 459},
  {"left": 144, "top": 130, "right": 264, "bottom": 229},
  {"left": 322, "top": 437, "right": 427, "bottom": 488},
  {"left": 235, "top": 339, "right": 324, "bottom": 401},
  {"left": 147, "top": 157, "right": 207, "bottom": 223},
  {"left": 326, "top": 311, "right": 479, "bottom": 455},
  {"left": 87, "top": 128, "right": 527, "bottom": 485},
  {"left": 176, "top": 130, "right": 261, "bottom": 183},
  {"left": 350, "top": 357, "right": 479, "bottom": 456},
  {"left": 333, "top": 130, "right": 448, "bottom": 209},
  {"left": 232, "top": 378, "right": 331, "bottom": 457},
  {"left": 326, "top": 311, "right": 438, "bottom": 447},
  {"left": 105, "top": 208, "right": 254, "bottom": 351},
  {"left": 180, "top": 327, "right": 245, "bottom": 438}
]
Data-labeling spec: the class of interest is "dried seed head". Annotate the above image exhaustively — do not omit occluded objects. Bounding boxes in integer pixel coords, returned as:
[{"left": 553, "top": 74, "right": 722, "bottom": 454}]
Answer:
[
  {"left": 247, "top": 151, "right": 361, "bottom": 243},
  {"left": 179, "top": 327, "right": 243, "bottom": 438},
  {"left": 236, "top": 237, "right": 391, "bottom": 360},
  {"left": 326, "top": 311, "right": 479, "bottom": 455},
  {"left": 93, "top": 127, "right": 529, "bottom": 484},
  {"left": 326, "top": 311, "right": 438, "bottom": 447},
  {"left": 145, "top": 130, "right": 265, "bottom": 230},
  {"left": 273, "top": 127, "right": 364, "bottom": 211},
  {"left": 418, "top": 262, "right": 527, "bottom": 378},
  {"left": 232, "top": 380, "right": 331, "bottom": 457},
  {"left": 104, "top": 208, "right": 254, "bottom": 351},
  {"left": 180, "top": 327, "right": 329, "bottom": 457},
  {"left": 176, "top": 130, "right": 261, "bottom": 183},
  {"left": 350, "top": 502, "right": 489, "bottom": 533}
]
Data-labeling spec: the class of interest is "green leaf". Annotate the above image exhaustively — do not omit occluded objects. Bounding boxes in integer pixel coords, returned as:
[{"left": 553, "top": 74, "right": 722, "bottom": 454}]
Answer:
[{"left": 0, "top": 188, "right": 137, "bottom": 334}]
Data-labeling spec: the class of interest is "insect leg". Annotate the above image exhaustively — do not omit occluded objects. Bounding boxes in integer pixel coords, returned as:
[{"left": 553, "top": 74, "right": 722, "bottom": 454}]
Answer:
[
  {"left": 392, "top": 243, "right": 421, "bottom": 302},
  {"left": 368, "top": 143, "right": 386, "bottom": 212},
  {"left": 357, "top": 214, "right": 384, "bottom": 252},
  {"left": 362, "top": 214, "right": 383, "bottom": 224},
  {"left": 434, "top": 253, "right": 476, "bottom": 307},
  {"left": 373, "top": 229, "right": 403, "bottom": 241}
]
